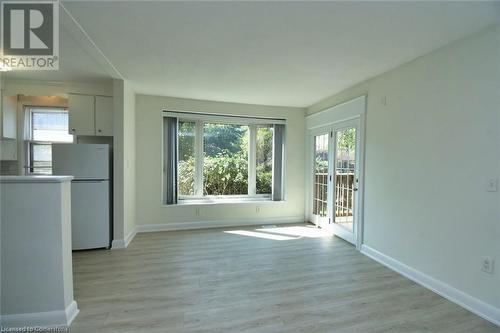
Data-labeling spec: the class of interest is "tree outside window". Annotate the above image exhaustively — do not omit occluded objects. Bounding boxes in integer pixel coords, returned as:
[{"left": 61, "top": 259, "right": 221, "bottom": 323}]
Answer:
[{"left": 178, "top": 121, "right": 274, "bottom": 197}]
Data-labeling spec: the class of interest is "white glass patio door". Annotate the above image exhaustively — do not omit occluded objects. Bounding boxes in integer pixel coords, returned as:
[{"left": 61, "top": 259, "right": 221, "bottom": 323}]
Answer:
[
  {"left": 310, "top": 119, "right": 361, "bottom": 245},
  {"left": 330, "top": 120, "right": 360, "bottom": 245},
  {"left": 311, "top": 129, "right": 331, "bottom": 227}
]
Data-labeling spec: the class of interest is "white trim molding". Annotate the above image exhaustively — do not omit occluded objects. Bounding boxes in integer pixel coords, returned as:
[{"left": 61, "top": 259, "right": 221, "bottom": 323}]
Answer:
[
  {"left": 0, "top": 301, "right": 79, "bottom": 329},
  {"left": 306, "top": 95, "right": 366, "bottom": 130},
  {"left": 361, "top": 245, "right": 500, "bottom": 327},
  {"left": 111, "top": 227, "right": 137, "bottom": 249},
  {"left": 163, "top": 110, "right": 286, "bottom": 125},
  {"left": 60, "top": 4, "right": 124, "bottom": 79},
  {"left": 111, "top": 216, "right": 305, "bottom": 250},
  {"left": 113, "top": 216, "right": 305, "bottom": 249},
  {"left": 137, "top": 216, "right": 305, "bottom": 233}
]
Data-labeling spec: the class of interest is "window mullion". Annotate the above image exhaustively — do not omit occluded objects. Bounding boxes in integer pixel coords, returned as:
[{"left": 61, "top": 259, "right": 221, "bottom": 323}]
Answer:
[
  {"left": 28, "top": 142, "right": 34, "bottom": 174},
  {"left": 195, "top": 121, "right": 204, "bottom": 196},
  {"left": 248, "top": 125, "right": 257, "bottom": 196}
]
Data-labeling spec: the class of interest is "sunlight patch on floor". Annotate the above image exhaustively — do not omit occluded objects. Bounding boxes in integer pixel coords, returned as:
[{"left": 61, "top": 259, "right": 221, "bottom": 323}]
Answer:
[
  {"left": 224, "top": 225, "right": 332, "bottom": 240},
  {"left": 223, "top": 230, "right": 299, "bottom": 240},
  {"left": 256, "top": 226, "right": 332, "bottom": 238}
]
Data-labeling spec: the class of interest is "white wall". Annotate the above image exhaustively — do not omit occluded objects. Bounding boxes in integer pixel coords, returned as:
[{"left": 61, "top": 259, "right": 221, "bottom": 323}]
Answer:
[
  {"left": 4, "top": 79, "right": 113, "bottom": 97},
  {"left": 112, "top": 80, "right": 136, "bottom": 244},
  {"left": 135, "top": 94, "right": 306, "bottom": 227},
  {"left": 0, "top": 72, "right": 3, "bottom": 320},
  {"left": 308, "top": 25, "right": 500, "bottom": 310},
  {"left": 123, "top": 83, "right": 136, "bottom": 237},
  {"left": 112, "top": 80, "right": 125, "bottom": 242}
]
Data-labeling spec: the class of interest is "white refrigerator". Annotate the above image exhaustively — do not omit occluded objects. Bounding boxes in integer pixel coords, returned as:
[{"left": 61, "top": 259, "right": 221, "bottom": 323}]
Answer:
[{"left": 52, "top": 144, "right": 111, "bottom": 250}]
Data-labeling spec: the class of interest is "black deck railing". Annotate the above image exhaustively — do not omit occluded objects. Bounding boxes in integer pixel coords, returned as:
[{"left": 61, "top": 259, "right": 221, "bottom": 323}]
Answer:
[{"left": 313, "top": 172, "right": 354, "bottom": 217}]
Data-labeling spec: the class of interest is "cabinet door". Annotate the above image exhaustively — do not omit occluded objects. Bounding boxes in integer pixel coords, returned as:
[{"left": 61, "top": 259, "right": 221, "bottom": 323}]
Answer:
[
  {"left": 68, "top": 94, "right": 95, "bottom": 136},
  {"left": 95, "top": 96, "right": 113, "bottom": 136},
  {"left": 1, "top": 91, "right": 17, "bottom": 139},
  {"left": 0, "top": 140, "right": 17, "bottom": 161}
]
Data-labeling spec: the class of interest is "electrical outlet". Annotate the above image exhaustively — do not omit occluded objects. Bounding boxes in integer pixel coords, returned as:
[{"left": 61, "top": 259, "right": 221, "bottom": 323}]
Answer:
[
  {"left": 256, "top": 206, "right": 261, "bottom": 213},
  {"left": 486, "top": 178, "right": 498, "bottom": 192},
  {"left": 481, "top": 257, "right": 494, "bottom": 274}
]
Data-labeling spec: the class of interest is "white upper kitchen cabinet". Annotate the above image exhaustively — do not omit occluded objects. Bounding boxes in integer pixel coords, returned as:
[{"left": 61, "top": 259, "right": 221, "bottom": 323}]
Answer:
[
  {"left": 68, "top": 94, "right": 113, "bottom": 137},
  {"left": 95, "top": 96, "right": 113, "bottom": 136},
  {"left": 68, "top": 94, "right": 95, "bottom": 136},
  {"left": 1, "top": 89, "right": 18, "bottom": 140}
]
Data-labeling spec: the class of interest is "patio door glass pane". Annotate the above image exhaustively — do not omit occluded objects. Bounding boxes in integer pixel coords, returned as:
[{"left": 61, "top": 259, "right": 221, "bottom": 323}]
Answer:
[
  {"left": 334, "top": 127, "right": 356, "bottom": 232},
  {"left": 313, "top": 133, "right": 329, "bottom": 218}
]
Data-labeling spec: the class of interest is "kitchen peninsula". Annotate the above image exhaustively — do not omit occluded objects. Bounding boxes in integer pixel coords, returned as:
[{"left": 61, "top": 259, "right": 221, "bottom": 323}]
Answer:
[{"left": 0, "top": 176, "right": 79, "bottom": 328}]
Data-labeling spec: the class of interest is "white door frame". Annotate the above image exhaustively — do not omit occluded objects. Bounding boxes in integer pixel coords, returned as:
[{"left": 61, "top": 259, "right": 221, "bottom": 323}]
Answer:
[
  {"left": 324, "top": 118, "right": 361, "bottom": 246},
  {"left": 305, "top": 96, "right": 366, "bottom": 250},
  {"left": 309, "top": 126, "right": 333, "bottom": 228}
]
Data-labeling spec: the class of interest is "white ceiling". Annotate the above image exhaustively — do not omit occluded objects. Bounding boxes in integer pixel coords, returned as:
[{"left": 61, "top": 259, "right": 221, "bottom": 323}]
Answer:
[
  {"left": 7, "top": 1, "right": 500, "bottom": 107},
  {"left": 4, "top": 21, "right": 112, "bottom": 84}
]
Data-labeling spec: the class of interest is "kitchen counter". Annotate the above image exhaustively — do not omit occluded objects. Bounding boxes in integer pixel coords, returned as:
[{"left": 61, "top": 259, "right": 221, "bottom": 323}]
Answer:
[
  {"left": 0, "top": 175, "right": 73, "bottom": 183},
  {"left": 0, "top": 175, "right": 79, "bottom": 328}
]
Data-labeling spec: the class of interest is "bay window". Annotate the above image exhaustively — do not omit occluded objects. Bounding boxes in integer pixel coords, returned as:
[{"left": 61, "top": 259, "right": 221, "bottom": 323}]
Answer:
[{"left": 164, "top": 112, "right": 285, "bottom": 204}]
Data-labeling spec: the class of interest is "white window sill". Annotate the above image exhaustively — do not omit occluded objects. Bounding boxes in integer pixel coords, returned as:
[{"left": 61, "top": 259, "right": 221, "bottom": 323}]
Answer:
[{"left": 172, "top": 196, "right": 283, "bottom": 206}]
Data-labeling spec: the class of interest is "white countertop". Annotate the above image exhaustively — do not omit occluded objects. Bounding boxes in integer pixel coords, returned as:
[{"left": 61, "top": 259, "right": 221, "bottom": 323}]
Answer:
[{"left": 0, "top": 175, "right": 74, "bottom": 183}]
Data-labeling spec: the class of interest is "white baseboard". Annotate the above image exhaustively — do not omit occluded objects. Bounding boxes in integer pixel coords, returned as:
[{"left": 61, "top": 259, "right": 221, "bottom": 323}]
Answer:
[
  {"left": 135, "top": 216, "right": 305, "bottom": 233},
  {"left": 111, "top": 227, "right": 137, "bottom": 249},
  {"left": 111, "top": 239, "right": 125, "bottom": 249},
  {"left": 65, "top": 301, "right": 79, "bottom": 326},
  {"left": 1, "top": 300, "right": 79, "bottom": 329},
  {"left": 113, "top": 216, "right": 305, "bottom": 249},
  {"left": 361, "top": 245, "right": 500, "bottom": 327}
]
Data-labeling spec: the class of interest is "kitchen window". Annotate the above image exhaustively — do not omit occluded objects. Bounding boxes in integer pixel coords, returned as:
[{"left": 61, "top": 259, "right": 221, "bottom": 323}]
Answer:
[
  {"left": 164, "top": 112, "right": 285, "bottom": 204},
  {"left": 26, "top": 107, "right": 73, "bottom": 174}
]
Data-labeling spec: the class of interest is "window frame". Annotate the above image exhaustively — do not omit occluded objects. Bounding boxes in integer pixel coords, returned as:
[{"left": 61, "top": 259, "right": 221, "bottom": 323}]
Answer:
[
  {"left": 168, "top": 109, "right": 286, "bottom": 205},
  {"left": 25, "top": 106, "right": 73, "bottom": 174},
  {"left": 178, "top": 119, "right": 272, "bottom": 201}
]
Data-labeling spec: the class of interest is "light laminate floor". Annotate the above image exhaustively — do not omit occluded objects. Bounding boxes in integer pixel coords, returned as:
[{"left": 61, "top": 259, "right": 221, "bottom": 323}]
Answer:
[{"left": 69, "top": 224, "right": 499, "bottom": 333}]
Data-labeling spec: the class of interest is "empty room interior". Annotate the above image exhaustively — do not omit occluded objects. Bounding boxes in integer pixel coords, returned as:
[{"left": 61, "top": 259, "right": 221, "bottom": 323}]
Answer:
[{"left": 1, "top": 1, "right": 500, "bottom": 332}]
